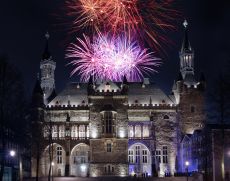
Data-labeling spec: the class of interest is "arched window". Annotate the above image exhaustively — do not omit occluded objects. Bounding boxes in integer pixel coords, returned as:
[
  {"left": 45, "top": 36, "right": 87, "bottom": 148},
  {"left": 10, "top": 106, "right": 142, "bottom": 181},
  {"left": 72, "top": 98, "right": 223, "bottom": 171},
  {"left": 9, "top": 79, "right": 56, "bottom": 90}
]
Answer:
[{"left": 72, "top": 144, "right": 89, "bottom": 164}]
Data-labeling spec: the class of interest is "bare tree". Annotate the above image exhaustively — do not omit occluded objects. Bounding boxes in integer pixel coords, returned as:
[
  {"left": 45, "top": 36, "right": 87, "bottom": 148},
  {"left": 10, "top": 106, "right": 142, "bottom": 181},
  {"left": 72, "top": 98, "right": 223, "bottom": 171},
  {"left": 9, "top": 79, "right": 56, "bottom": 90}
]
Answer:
[{"left": 0, "top": 55, "right": 28, "bottom": 181}]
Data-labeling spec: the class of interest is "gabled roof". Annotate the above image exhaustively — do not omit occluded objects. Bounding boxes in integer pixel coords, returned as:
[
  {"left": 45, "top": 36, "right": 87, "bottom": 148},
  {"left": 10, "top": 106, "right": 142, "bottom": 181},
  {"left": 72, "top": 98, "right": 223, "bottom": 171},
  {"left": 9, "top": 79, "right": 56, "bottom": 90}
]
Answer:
[
  {"left": 48, "top": 82, "right": 88, "bottom": 106},
  {"left": 128, "top": 82, "right": 175, "bottom": 105}
]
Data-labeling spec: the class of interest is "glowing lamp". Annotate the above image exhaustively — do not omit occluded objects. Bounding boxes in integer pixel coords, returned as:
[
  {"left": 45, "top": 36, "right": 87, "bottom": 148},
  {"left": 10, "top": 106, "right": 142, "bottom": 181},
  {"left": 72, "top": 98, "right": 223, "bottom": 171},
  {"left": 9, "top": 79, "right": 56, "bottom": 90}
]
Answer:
[
  {"left": 185, "top": 161, "right": 189, "bottom": 166},
  {"left": 9, "top": 150, "right": 16, "bottom": 157}
]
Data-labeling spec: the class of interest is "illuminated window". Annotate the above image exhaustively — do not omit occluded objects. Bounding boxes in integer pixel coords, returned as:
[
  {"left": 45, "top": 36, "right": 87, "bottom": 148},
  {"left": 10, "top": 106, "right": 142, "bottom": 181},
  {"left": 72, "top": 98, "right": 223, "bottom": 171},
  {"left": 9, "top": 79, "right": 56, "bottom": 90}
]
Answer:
[
  {"left": 128, "top": 126, "right": 134, "bottom": 138},
  {"left": 142, "top": 150, "right": 148, "bottom": 163},
  {"left": 71, "top": 126, "right": 78, "bottom": 138},
  {"left": 59, "top": 125, "right": 65, "bottom": 138},
  {"left": 79, "top": 125, "right": 85, "bottom": 139},
  {"left": 155, "top": 150, "right": 161, "bottom": 163},
  {"left": 52, "top": 125, "right": 58, "bottom": 138},
  {"left": 57, "top": 146, "right": 62, "bottom": 164},
  {"left": 128, "top": 150, "right": 134, "bottom": 163},
  {"left": 135, "top": 125, "right": 141, "bottom": 138},
  {"left": 143, "top": 125, "right": 149, "bottom": 138}
]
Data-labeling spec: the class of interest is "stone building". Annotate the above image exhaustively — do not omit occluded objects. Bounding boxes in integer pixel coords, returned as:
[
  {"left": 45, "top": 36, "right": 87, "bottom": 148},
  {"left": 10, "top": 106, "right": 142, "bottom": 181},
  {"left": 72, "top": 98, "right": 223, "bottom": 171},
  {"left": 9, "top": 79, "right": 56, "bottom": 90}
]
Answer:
[{"left": 30, "top": 21, "right": 205, "bottom": 177}]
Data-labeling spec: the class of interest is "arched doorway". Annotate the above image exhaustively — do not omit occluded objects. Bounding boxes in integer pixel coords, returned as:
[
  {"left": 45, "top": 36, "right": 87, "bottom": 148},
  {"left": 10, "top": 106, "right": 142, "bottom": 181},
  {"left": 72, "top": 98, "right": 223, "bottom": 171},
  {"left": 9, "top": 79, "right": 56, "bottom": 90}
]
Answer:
[
  {"left": 41, "top": 143, "right": 66, "bottom": 177},
  {"left": 70, "top": 143, "right": 89, "bottom": 177},
  {"left": 128, "top": 143, "right": 152, "bottom": 176}
]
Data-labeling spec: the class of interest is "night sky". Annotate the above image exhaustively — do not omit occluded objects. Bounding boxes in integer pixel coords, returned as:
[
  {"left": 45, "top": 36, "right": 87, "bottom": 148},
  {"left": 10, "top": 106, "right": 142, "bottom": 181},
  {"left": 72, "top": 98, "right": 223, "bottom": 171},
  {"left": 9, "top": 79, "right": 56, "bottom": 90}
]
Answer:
[{"left": 0, "top": 0, "right": 230, "bottom": 97}]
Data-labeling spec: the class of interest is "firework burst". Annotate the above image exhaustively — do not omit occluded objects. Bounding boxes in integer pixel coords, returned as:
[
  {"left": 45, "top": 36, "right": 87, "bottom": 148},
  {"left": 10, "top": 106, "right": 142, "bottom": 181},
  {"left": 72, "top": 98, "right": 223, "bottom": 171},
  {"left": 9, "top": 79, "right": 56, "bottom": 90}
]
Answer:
[
  {"left": 66, "top": 35, "right": 160, "bottom": 82},
  {"left": 65, "top": 0, "right": 178, "bottom": 49}
]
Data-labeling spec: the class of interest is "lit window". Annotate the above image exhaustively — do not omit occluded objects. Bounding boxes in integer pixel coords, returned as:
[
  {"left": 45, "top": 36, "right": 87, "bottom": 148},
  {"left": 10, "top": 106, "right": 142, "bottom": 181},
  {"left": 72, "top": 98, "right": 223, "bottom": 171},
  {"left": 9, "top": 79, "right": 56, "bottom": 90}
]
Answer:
[
  {"left": 107, "top": 143, "right": 112, "bottom": 152},
  {"left": 143, "top": 125, "right": 149, "bottom": 138},
  {"left": 59, "top": 125, "right": 65, "bottom": 138},
  {"left": 128, "top": 150, "right": 134, "bottom": 163},
  {"left": 79, "top": 125, "right": 86, "bottom": 139},
  {"left": 52, "top": 125, "right": 58, "bottom": 138},
  {"left": 57, "top": 146, "right": 62, "bottom": 164},
  {"left": 155, "top": 150, "right": 161, "bottom": 163},
  {"left": 71, "top": 126, "right": 78, "bottom": 138},
  {"left": 142, "top": 150, "right": 148, "bottom": 163},
  {"left": 128, "top": 126, "right": 134, "bottom": 138},
  {"left": 135, "top": 125, "right": 141, "bottom": 138}
]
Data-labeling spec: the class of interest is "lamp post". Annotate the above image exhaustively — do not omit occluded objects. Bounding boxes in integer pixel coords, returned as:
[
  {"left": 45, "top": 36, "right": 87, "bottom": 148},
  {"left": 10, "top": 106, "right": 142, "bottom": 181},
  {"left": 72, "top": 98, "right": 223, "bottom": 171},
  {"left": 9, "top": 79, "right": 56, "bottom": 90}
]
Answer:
[
  {"left": 9, "top": 150, "right": 22, "bottom": 181},
  {"left": 185, "top": 161, "right": 189, "bottom": 181}
]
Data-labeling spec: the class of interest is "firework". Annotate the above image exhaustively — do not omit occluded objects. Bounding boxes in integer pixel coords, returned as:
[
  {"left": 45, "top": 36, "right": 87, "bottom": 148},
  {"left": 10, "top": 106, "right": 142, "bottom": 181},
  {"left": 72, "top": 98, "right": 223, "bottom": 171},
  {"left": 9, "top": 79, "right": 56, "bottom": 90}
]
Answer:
[
  {"left": 65, "top": 0, "right": 178, "bottom": 49},
  {"left": 66, "top": 35, "right": 160, "bottom": 82}
]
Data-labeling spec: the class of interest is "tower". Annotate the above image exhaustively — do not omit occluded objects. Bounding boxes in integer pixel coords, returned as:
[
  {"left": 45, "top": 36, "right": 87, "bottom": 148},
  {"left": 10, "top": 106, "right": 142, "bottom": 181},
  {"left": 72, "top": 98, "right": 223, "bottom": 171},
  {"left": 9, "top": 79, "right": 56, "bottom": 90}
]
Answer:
[
  {"left": 173, "top": 20, "right": 205, "bottom": 134},
  {"left": 40, "top": 32, "right": 56, "bottom": 103},
  {"left": 179, "top": 20, "right": 196, "bottom": 87}
]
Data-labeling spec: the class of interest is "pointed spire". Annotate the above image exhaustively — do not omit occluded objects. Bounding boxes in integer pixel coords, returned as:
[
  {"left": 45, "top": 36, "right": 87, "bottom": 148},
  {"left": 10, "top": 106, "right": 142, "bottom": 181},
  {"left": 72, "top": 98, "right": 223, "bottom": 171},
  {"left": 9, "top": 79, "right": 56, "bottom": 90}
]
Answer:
[
  {"left": 181, "top": 20, "right": 192, "bottom": 52},
  {"left": 42, "top": 32, "right": 51, "bottom": 60}
]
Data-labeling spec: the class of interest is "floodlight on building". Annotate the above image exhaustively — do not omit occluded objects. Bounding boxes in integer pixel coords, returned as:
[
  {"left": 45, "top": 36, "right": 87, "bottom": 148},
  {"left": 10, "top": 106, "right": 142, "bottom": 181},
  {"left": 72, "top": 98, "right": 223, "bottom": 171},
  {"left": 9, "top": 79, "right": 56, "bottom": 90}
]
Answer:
[
  {"left": 81, "top": 164, "right": 87, "bottom": 172},
  {"left": 51, "top": 162, "right": 54, "bottom": 166}
]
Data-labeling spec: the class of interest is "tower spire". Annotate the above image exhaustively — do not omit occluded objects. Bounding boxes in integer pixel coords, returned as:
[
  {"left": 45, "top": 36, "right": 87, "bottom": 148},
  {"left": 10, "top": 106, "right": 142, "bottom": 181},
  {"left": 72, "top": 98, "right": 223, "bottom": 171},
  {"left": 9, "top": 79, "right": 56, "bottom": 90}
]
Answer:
[
  {"left": 40, "top": 32, "right": 56, "bottom": 104},
  {"left": 181, "top": 20, "right": 192, "bottom": 52},
  {"left": 42, "top": 32, "right": 51, "bottom": 60},
  {"left": 179, "top": 20, "right": 196, "bottom": 86}
]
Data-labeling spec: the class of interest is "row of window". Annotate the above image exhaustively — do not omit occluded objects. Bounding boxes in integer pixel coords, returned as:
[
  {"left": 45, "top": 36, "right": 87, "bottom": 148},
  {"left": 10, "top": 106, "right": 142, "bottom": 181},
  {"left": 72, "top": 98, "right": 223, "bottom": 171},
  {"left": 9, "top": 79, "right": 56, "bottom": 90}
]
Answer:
[
  {"left": 43, "top": 125, "right": 89, "bottom": 139},
  {"left": 128, "top": 125, "right": 150, "bottom": 138}
]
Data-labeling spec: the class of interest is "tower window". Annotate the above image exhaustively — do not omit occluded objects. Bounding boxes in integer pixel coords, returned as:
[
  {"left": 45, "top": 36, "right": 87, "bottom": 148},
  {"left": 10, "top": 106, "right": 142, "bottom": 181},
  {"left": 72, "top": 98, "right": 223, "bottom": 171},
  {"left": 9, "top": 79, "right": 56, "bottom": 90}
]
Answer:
[
  {"left": 107, "top": 143, "right": 112, "bottom": 152},
  {"left": 191, "top": 106, "right": 195, "bottom": 113},
  {"left": 104, "top": 112, "right": 112, "bottom": 134}
]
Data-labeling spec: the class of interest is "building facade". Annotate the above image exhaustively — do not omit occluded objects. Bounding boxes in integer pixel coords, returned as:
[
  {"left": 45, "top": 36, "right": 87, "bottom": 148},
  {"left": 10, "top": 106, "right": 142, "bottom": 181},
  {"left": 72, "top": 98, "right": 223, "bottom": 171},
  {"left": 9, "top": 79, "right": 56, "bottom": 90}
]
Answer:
[{"left": 30, "top": 22, "right": 206, "bottom": 177}]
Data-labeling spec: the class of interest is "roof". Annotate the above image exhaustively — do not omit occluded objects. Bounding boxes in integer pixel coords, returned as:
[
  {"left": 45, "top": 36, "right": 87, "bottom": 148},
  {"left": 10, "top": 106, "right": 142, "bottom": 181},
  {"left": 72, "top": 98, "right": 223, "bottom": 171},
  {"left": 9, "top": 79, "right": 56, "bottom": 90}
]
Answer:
[
  {"left": 48, "top": 82, "right": 88, "bottom": 106},
  {"left": 128, "top": 82, "right": 175, "bottom": 105},
  {"left": 48, "top": 80, "right": 175, "bottom": 106}
]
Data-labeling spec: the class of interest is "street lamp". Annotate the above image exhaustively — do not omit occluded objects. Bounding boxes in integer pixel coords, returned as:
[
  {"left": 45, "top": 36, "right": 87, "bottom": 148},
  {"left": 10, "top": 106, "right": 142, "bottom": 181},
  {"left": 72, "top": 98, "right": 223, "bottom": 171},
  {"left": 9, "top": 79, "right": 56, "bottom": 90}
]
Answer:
[
  {"left": 9, "top": 150, "right": 16, "bottom": 157},
  {"left": 9, "top": 150, "right": 22, "bottom": 181},
  {"left": 185, "top": 161, "right": 189, "bottom": 181}
]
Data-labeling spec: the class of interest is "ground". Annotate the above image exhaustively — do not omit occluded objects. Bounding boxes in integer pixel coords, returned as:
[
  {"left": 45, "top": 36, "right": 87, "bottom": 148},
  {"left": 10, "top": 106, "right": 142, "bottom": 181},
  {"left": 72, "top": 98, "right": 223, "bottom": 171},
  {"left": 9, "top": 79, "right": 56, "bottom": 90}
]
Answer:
[{"left": 24, "top": 176, "right": 202, "bottom": 181}]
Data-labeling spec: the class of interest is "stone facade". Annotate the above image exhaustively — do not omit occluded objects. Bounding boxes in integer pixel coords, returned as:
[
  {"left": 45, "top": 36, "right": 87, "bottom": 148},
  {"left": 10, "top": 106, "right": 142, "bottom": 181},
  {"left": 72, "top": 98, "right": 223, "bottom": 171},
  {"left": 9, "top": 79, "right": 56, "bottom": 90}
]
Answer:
[{"left": 30, "top": 22, "right": 205, "bottom": 178}]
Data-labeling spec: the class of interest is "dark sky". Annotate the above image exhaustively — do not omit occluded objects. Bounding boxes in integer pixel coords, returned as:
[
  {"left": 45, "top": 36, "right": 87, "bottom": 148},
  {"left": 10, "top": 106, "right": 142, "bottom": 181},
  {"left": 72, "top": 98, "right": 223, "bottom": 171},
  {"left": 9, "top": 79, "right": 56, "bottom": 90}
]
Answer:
[{"left": 0, "top": 0, "right": 230, "bottom": 97}]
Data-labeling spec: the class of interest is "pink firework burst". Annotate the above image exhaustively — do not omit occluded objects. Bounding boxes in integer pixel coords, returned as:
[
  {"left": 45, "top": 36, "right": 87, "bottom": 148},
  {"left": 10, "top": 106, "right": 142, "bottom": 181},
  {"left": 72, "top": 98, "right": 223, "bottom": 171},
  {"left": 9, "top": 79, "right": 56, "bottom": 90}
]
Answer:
[{"left": 66, "top": 35, "right": 160, "bottom": 82}]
